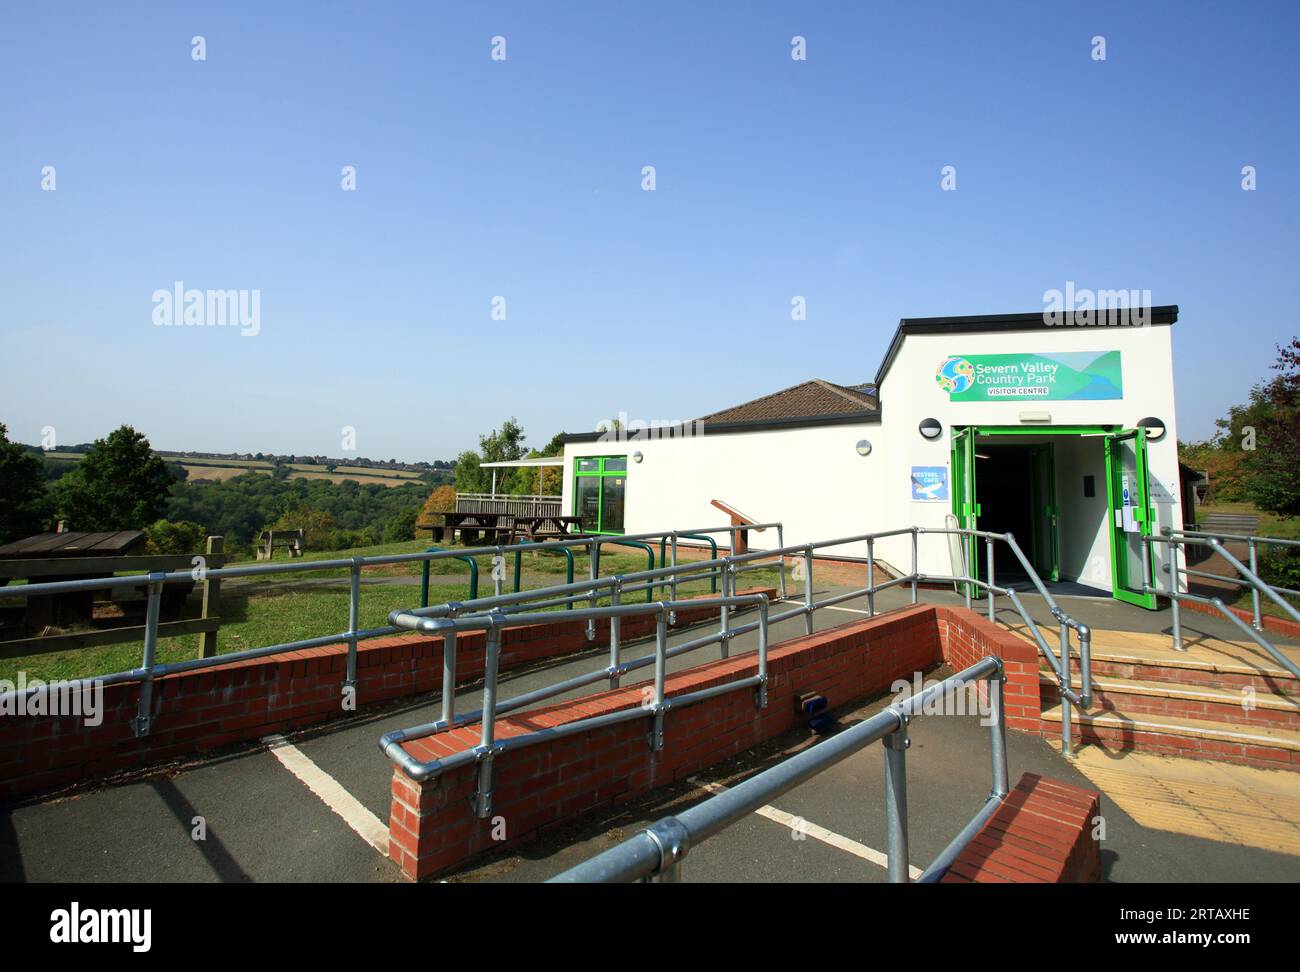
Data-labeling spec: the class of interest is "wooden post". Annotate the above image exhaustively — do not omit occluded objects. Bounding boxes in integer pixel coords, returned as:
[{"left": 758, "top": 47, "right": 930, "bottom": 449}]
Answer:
[{"left": 199, "top": 535, "right": 222, "bottom": 658}]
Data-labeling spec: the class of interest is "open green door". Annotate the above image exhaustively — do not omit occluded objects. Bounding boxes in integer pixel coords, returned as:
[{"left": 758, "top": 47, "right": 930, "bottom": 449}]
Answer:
[
  {"left": 950, "top": 427, "right": 979, "bottom": 597},
  {"left": 1104, "top": 429, "right": 1157, "bottom": 609}
]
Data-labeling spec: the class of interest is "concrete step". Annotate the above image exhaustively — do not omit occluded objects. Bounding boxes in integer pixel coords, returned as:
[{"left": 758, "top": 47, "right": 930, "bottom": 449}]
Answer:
[
  {"left": 1041, "top": 672, "right": 1300, "bottom": 731},
  {"left": 1041, "top": 703, "right": 1300, "bottom": 771},
  {"left": 1084, "top": 643, "right": 1300, "bottom": 697}
]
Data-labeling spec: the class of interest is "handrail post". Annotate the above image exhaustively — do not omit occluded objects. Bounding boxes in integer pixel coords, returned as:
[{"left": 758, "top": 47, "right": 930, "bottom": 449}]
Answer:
[
  {"left": 962, "top": 530, "right": 972, "bottom": 610},
  {"left": 882, "top": 714, "right": 910, "bottom": 883},
  {"left": 1060, "top": 685, "right": 1073, "bottom": 758},
  {"left": 866, "top": 536, "right": 876, "bottom": 617},
  {"left": 719, "top": 560, "right": 733, "bottom": 659},
  {"left": 776, "top": 524, "right": 788, "bottom": 600},
  {"left": 651, "top": 608, "right": 667, "bottom": 751},
  {"left": 474, "top": 619, "right": 502, "bottom": 818},
  {"left": 987, "top": 670, "right": 1009, "bottom": 798},
  {"left": 910, "top": 528, "right": 919, "bottom": 605},
  {"left": 669, "top": 532, "right": 679, "bottom": 625},
  {"left": 1248, "top": 538, "right": 1263, "bottom": 630},
  {"left": 345, "top": 558, "right": 361, "bottom": 692},
  {"left": 609, "top": 578, "right": 623, "bottom": 689},
  {"left": 441, "top": 620, "right": 458, "bottom": 727},
  {"left": 802, "top": 545, "right": 814, "bottom": 636},
  {"left": 755, "top": 598, "right": 769, "bottom": 709},
  {"left": 1170, "top": 536, "right": 1184, "bottom": 652},
  {"left": 586, "top": 540, "right": 598, "bottom": 641},
  {"left": 985, "top": 537, "right": 995, "bottom": 622},
  {"left": 130, "top": 575, "right": 164, "bottom": 737}
]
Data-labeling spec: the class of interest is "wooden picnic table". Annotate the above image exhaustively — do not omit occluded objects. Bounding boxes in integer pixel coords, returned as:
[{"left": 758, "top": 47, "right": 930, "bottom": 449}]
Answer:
[
  {"left": 440, "top": 511, "right": 516, "bottom": 545},
  {"left": 507, "top": 515, "right": 585, "bottom": 544},
  {"left": 0, "top": 531, "right": 152, "bottom": 630}
]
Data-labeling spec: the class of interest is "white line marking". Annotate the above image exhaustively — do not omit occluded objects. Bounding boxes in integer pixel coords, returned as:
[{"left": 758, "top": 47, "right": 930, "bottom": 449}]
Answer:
[
  {"left": 263, "top": 734, "right": 389, "bottom": 856},
  {"left": 824, "top": 605, "right": 873, "bottom": 615},
  {"left": 689, "top": 777, "right": 922, "bottom": 879}
]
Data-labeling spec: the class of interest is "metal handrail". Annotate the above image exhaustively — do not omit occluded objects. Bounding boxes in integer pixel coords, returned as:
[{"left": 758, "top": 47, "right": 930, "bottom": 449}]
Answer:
[
  {"left": 381, "top": 594, "right": 772, "bottom": 820},
  {"left": 549, "top": 656, "right": 1008, "bottom": 883},
  {"left": 1144, "top": 530, "right": 1300, "bottom": 681},
  {"left": 0, "top": 523, "right": 785, "bottom": 737},
  {"left": 379, "top": 524, "right": 1089, "bottom": 795}
]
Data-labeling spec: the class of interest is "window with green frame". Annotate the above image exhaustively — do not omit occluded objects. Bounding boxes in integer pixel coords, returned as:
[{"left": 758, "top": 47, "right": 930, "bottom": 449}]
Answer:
[{"left": 574, "top": 456, "right": 627, "bottom": 534}]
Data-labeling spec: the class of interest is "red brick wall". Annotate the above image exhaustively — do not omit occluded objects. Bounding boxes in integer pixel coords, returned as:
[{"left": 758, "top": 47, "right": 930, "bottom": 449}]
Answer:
[
  {"left": 933, "top": 605, "right": 1042, "bottom": 731},
  {"left": 391, "top": 604, "right": 1042, "bottom": 880},
  {"left": 0, "top": 590, "right": 771, "bottom": 800},
  {"left": 941, "top": 773, "right": 1101, "bottom": 883}
]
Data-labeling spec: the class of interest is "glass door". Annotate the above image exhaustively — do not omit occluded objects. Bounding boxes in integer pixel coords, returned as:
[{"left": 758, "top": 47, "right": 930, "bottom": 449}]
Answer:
[
  {"left": 573, "top": 456, "right": 627, "bottom": 534},
  {"left": 1104, "top": 429, "right": 1157, "bottom": 609}
]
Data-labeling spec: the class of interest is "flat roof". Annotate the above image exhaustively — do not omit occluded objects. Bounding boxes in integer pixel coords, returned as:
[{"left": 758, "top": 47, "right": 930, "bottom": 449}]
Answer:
[{"left": 480, "top": 457, "right": 564, "bottom": 468}]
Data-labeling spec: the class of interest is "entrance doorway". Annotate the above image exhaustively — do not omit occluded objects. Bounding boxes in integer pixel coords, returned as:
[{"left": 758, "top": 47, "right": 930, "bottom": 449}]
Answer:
[{"left": 951, "top": 426, "right": 1156, "bottom": 608}]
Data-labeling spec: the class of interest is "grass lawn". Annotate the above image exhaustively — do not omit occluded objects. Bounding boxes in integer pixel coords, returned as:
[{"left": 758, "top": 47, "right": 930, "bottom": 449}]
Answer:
[
  {"left": 2, "top": 550, "right": 783, "bottom": 683},
  {"left": 1193, "top": 502, "right": 1300, "bottom": 618}
]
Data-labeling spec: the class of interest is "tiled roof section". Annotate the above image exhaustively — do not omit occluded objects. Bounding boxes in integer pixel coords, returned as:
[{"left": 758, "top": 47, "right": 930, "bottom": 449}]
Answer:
[{"left": 696, "top": 379, "right": 878, "bottom": 424}]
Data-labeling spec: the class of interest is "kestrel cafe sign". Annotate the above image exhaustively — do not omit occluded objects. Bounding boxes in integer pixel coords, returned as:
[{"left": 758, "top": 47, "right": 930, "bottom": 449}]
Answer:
[{"left": 935, "top": 351, "right": 1123, "bottom": 402}]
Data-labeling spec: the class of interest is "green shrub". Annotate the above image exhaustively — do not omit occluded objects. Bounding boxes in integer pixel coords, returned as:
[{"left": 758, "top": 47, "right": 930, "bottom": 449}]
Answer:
[
  {"left": 1258, "top": 546, "right": 1300, "bottom": 597},
  {"left": 144, "top": 519, "right": 207, "bottom": 555}
]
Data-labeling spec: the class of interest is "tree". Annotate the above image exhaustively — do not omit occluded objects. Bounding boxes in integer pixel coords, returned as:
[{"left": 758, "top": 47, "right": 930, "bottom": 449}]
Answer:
[
  {"left": 382, "top": 506, "right": 419, "bottom": 543},
  {"left": 0, "top": 423, "right": 51, "bottom": 542},
  {"left": 455, "top": 418, "right": 529, "bottom": 494},
  {"left": 53, "top": 425, "right": 173, "bottom": 531},
  {"left": 143, "top": 519, "right": 206, "bottom": 555},
  {"left": 1245, "top": 338, "right": 1300, "bottom": 517}
]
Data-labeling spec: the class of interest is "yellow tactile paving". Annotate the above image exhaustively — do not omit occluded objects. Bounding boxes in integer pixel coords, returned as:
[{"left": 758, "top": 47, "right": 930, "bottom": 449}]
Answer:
[{"left": 1050, "top": 741, "right": 1300, "bottom": 855}]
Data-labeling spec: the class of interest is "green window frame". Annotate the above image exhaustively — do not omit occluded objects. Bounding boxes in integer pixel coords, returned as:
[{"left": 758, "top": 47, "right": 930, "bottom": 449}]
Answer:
[{"left": 573, "top": 456, "right": 628, "bottom": 534}]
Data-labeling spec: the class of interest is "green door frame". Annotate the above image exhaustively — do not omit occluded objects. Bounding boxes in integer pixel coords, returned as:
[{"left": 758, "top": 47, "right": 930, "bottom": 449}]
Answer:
[
  {"left": 1104, "top": 428, "right": 1158, "bottom": 609},
  {"left": 573, "top": 456, "right": 627, "bottom": 535},
  {"left": 950, "top": 427, "right": 979, "bottom": 597},
  {"left": 950, "top": 425, "right": 1155, "bottom": 608}
]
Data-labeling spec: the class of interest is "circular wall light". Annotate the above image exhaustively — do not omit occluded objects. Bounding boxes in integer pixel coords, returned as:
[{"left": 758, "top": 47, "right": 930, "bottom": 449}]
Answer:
[
  {"left": 918, "top": 418, "right": 943, "bottom": 441},
  {"left": 855, "top": 439, "right": 872, "bottom": 456},
  {"left": 1136, "top": 417, "right": 1166, "bottom": 441},
  {"left": 632, "top": 451, "right": 644, "bottom": 463}
]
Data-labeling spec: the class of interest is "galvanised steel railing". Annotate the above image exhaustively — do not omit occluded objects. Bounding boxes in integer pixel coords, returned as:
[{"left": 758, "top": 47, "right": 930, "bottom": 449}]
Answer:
[
  {"left": 379, "top": 524, "right": 1092, "bottom": 810},
  {"left": 1143, "top": 528, "right": 1300, "bottom": 680},
  {"left": 549, "top": 656, "right": 1009, "bottom": 883},
  {"left": 383, "top": 593, "right": 773, "bottom": 818},
  {"left": 0, "top": 522, "right": 786, "bottom": 738}
]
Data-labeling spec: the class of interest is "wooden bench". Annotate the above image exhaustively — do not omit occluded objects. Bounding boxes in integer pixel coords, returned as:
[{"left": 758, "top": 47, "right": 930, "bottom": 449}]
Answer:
[{"left": 940, "top": 773, "right": 1101, "bottom": 883}]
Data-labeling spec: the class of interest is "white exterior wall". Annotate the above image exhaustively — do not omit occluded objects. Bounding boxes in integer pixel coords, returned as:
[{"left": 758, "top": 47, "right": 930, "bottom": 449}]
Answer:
[
  {"left": 875, "top": 324, "right": 1183, "bottom": 586},
  {"left": 562, "top": 322, "right": 1183, "bottom": 589},
  {"left": 562, "top": 420, "right": 882, "bottom": 559}
]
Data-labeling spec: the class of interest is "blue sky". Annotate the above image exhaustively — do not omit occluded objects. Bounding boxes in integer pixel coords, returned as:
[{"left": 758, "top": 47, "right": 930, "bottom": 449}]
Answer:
[{"left": 1, "top": 1, "right": 1296, "bottom": 460}]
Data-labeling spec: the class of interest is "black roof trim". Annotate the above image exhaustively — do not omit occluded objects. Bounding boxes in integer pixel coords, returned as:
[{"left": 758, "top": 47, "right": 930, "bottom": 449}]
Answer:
[
  {"left": 561, "top": 408, "right": 882, "bottom": 444},
  {"left": 872, "top": 305, "right": 1179, "bottom": 387}
]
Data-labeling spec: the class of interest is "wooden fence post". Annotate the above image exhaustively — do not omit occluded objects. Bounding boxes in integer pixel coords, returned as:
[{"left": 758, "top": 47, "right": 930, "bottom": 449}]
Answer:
[{"left": 199, "top": 535, "right": 222, "bottom": 658}]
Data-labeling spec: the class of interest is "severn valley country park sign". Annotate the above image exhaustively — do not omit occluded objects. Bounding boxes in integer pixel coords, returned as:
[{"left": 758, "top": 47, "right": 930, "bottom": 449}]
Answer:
[{"left": 935, "top": 351, "right": 1123, "bottom": 402}]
